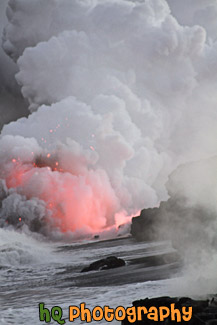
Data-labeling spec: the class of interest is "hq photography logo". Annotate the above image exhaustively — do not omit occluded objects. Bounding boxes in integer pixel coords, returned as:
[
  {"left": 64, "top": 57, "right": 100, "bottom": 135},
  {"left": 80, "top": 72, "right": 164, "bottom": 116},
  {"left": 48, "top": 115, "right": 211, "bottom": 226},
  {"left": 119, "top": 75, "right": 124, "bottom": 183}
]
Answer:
[{"left": 39, "top": 302, "right": 193, "bottom": 323}]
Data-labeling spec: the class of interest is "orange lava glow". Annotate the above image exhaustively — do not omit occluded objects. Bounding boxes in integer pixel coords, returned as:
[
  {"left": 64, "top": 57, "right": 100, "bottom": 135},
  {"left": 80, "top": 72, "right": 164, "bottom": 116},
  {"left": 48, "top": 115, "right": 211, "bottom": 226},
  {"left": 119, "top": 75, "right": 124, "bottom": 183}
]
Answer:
[
  {"left": 114, "top": 210, "right": 139, "bottom": 229},
  {"left": 5, "top": 159, "right": 124, "bottom": 235},
  {"left": 6, "top": 163, "right": 32, "bottom": 188}
]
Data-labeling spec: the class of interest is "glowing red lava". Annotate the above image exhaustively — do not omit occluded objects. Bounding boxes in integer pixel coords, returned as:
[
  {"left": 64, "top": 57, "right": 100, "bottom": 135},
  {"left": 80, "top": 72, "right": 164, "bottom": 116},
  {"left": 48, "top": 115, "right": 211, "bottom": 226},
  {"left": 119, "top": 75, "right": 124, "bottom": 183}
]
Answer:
[{"left": 5, "top": 157, "right": 131, "bottom": 236}]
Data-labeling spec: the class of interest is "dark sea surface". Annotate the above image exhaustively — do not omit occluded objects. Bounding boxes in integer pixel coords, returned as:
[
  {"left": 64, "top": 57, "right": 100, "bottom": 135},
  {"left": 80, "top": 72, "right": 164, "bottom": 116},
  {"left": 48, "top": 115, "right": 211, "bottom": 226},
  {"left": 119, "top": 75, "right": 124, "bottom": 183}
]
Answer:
[{"left": 0, "top": 229, "right": 180, "bottom": 324}]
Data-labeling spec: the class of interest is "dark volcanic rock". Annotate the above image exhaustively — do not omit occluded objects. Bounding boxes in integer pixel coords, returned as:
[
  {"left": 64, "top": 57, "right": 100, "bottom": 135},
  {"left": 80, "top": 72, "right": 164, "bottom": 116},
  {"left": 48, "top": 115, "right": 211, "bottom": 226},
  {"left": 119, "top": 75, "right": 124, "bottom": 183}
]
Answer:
[
  {"left": 122, "top": 296, "right": 217, "bottom": 324},
  {"left": 130, "top": 197, "right": 192, "bottom": 242},
  {"left": 131, "top": 206, "right": 163, "bottom": 242},
  {"left": 130, "top": 195, "right": 217, "bottom": 251},
  {"left": 130, "top": 158, "right": 217, "bottom": 251},
  {"left": 81, "top": 256, "right": 125, "bottom": 272}
]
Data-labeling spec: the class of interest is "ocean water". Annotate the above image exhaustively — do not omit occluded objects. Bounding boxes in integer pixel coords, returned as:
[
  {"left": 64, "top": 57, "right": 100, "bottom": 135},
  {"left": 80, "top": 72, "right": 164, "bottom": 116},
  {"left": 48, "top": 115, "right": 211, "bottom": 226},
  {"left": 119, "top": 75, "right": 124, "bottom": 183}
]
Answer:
[{"left": 0, "top": 228, "right": 180, "bottom": 324}]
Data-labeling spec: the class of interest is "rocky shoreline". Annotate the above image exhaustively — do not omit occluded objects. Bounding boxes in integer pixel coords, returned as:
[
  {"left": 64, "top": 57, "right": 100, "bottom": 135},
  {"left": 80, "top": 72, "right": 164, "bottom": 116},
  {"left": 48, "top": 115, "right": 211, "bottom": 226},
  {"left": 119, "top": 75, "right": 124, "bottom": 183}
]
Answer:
[{"left": 122, "top": 296, "right": 217, "bottom": 324}]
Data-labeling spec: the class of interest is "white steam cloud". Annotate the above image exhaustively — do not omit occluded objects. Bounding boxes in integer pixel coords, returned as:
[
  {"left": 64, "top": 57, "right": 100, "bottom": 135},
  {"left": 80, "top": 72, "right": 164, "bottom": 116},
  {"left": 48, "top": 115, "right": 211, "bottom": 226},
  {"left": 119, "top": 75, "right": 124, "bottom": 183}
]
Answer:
[
  {"left": 0, "top": 0, "right": 28, "bottom": 130},
  {"left": 1, "top": 0, "right": 217, "bottom": 240}
]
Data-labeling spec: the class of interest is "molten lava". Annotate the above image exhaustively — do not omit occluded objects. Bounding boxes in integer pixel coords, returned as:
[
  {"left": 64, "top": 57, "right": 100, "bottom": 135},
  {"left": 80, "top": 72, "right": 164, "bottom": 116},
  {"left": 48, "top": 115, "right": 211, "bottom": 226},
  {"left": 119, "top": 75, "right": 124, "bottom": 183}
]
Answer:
[{"left": 4, "top": 155, "right": 128, "bottom": 236}]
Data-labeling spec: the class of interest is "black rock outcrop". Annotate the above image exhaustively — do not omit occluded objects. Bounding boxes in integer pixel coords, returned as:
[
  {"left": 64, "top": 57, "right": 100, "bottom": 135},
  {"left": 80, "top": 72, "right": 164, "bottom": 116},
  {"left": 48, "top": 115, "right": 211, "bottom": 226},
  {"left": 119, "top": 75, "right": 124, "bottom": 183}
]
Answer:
[
  {"left": 130, "top": 158, "right": 217, "bottom": 252},
  {"left": 81, "top": 256, "right": 125, "bottom": 272},
  {"left": 122, "top": 296, "right": 217, "bottom": 324}
]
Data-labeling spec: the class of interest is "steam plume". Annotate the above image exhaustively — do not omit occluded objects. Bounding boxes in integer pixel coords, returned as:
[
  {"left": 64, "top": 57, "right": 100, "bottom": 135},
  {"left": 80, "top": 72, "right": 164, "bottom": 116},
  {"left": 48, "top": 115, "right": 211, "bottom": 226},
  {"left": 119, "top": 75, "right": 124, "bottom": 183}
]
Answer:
[{"left": 1, "top": 0, "right": 217, "bottom": 241}]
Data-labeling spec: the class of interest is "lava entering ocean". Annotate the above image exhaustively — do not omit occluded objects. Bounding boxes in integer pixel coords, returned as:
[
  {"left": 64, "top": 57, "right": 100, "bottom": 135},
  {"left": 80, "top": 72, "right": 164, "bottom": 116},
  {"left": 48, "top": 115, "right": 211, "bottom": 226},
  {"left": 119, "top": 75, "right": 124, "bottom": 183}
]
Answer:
[
  {"left": 1, "top": 0, "right": 217, "bottom": 241},
  {"left": 1, "top": 143, "right": 124, "bottom": 235}
]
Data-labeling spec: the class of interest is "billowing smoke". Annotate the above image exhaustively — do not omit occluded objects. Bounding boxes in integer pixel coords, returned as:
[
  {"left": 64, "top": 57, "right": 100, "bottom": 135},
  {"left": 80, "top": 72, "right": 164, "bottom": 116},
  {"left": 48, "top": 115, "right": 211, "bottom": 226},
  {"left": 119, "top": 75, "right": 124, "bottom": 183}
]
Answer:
[
  {"left": 1, "top": 0, "right": 217, "bottom": 242},
  {"left": 0, "top": 0, "right": 28, "bottom": 130}
]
